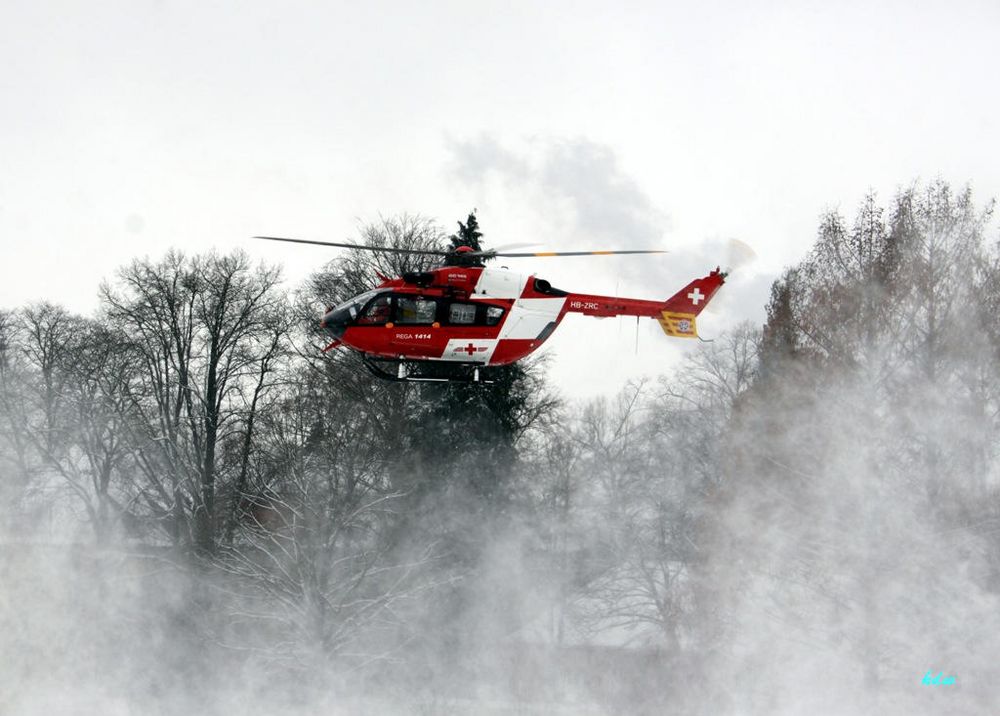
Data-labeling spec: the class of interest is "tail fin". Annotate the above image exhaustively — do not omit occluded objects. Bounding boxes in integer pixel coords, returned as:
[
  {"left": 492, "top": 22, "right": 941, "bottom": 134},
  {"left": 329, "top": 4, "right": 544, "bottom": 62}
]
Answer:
[{"left": 657, "top": 268, "right": 726, "bottom": 339}]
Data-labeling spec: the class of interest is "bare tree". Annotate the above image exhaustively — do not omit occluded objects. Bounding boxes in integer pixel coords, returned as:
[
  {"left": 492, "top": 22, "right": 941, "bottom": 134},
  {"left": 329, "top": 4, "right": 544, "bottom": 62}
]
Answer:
[
  {"left": 100, "top": 250, "right": 288, "bottom": 552},
  {"left": 14, "top": 304, "right": 107, "bottom": 538},
  {"left": 564, "top": 382, "right": 690, "bottom": 645},
  {"left": 0, "top": 310, "right": 36, "bottom": 533},
  {"left": 26, "top": 317, "right": 142, "bottom": 542},
  {"left": 213, "top": 380, "right": 441, "bottom": 675},
  {"left": 305, "top": 214, "right": 446, "bottom": 313}
]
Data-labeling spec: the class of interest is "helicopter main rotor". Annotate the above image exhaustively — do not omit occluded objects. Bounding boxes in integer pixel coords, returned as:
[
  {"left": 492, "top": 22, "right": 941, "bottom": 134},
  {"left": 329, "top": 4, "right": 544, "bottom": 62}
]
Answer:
[{"left": 252, "top": 236, "right": 668, "bottom": 261}]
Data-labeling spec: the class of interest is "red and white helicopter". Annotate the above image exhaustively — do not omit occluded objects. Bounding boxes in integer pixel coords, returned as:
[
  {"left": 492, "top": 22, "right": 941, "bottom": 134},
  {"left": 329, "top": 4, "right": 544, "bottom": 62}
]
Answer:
[{"left": 255, "top": 236, "right": 726, "bottom": 382}]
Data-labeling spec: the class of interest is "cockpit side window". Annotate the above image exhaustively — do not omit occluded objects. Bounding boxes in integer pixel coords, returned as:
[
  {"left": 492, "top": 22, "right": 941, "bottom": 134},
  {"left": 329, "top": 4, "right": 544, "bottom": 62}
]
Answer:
[
  {"left": 396, "top": 297, "right": 437, "bottom": 325},
  {"left": 357, "top": 295, "right": 391, "bottom": 325}
]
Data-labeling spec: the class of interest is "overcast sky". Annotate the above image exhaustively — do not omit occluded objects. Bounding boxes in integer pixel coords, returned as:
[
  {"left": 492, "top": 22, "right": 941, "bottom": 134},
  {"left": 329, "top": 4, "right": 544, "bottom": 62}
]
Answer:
[{"left": 2, "top": 1, "right": 998, "bottom": 397}]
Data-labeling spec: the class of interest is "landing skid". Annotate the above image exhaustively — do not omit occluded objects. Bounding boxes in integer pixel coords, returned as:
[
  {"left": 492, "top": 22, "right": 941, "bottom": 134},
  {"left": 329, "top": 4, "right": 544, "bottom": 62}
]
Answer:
[{"left": 362, "top": 357, "right": 495, "bottom": 384}]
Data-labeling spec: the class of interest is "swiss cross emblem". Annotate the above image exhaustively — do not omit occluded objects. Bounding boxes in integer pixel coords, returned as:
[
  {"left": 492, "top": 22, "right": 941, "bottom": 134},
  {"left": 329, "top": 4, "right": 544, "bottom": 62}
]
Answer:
[
  {"left": 688, "top": 288, "right": 704, "bottom": 305},
  {"left": 455, "top": 342, "right": 486, "bottom": 356}
]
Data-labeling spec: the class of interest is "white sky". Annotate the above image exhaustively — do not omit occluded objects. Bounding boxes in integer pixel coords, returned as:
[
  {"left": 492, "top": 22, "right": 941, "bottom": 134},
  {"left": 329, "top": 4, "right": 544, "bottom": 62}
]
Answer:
[{"left": 2, "top": 0, "right": 998, "bottom": 398}]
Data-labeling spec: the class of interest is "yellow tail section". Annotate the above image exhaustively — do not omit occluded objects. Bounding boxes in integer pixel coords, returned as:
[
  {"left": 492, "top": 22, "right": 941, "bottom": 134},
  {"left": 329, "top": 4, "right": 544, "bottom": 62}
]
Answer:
[{"left": 658, "top": 311, "right": 698, "bottom": 338}]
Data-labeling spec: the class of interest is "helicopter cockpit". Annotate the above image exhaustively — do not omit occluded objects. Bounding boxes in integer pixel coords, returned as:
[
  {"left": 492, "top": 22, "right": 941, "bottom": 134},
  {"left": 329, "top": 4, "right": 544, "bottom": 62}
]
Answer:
[{"left": 320, "top": 289, "right": 385, "bottom": 338}]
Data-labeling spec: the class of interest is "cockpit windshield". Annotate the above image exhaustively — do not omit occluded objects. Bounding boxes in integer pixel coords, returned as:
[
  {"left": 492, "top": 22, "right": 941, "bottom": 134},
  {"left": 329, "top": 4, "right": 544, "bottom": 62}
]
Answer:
[{"left": 332, "top": 290, "right": 382, "bottom": 321}]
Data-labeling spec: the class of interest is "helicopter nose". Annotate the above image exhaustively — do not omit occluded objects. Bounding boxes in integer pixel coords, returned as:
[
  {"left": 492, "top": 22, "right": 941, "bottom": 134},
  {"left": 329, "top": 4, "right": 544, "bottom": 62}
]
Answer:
[{"left": 320, "top": 308, "right": 346, "bottom": 338}]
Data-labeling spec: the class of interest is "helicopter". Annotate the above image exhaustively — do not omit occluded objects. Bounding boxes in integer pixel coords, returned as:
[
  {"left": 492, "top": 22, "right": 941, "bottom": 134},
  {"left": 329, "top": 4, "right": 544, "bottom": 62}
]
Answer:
[{"left": 254, "top": 236, "right": 726, "bottom": 383}]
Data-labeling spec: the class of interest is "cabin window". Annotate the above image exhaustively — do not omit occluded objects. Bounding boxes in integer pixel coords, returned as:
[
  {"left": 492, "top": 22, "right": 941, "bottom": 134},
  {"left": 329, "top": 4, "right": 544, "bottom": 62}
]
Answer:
[
  {"left": 448, "top": 302, "right": 477, "bottom": 325},
  {"left": 396, "top": 297, "right": 437, "bottom": 324},
  {"left": 486, "top": 306, "right": 504, "bottom": 326},
  {"left": 357, "top": 295, "right": 391, "bottom": 325}
]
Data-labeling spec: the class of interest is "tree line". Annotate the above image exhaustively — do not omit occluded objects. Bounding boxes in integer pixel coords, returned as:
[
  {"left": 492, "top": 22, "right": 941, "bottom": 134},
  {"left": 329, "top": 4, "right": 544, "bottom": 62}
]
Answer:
[{"left": 2, "top": 185, "right": 999, "bottom": 711}]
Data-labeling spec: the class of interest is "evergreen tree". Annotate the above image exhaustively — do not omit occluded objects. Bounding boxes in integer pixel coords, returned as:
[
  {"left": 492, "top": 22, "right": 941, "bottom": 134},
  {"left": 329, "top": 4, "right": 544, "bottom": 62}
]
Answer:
[{"left": 444, "top": 210, "right": 488, "bottom": 265}]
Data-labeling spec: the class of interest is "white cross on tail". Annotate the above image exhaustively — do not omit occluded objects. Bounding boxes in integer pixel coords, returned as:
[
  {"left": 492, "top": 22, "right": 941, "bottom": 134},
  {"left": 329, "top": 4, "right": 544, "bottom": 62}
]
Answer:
[{"left": 688, "top": 287, "right": 705, "bottom": 305}]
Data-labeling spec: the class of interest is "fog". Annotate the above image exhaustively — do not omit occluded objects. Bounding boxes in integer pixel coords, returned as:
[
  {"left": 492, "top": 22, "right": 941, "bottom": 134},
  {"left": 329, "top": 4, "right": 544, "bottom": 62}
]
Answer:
[{"left": 2, "top": 182, "right": 999, "bottom": 713}]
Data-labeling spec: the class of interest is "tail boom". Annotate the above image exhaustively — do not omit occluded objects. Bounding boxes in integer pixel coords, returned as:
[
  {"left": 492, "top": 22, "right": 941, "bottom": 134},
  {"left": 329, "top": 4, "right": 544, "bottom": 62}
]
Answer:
[{"left": 562, "top": 268, "right": 726, "bottom": 338}]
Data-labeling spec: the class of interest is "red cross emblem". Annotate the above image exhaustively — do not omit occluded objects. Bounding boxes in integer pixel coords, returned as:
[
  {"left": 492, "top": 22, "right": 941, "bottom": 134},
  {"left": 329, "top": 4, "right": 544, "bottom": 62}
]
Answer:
[{"left": 463, "top": 343, "right": 477, "bottom": 356}]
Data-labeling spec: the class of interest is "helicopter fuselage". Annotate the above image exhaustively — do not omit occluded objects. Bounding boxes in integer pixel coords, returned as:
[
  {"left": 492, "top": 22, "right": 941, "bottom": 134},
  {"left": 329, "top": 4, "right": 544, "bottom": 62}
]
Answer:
[{"left": 320, "top": 265, "right": 725, "bottom": 367}]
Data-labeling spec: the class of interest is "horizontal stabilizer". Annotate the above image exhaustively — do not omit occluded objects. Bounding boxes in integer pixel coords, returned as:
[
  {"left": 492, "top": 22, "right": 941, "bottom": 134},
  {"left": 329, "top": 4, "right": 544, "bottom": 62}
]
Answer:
[{"left": 658, "top": 311, "right": 698, "bottom": 338}]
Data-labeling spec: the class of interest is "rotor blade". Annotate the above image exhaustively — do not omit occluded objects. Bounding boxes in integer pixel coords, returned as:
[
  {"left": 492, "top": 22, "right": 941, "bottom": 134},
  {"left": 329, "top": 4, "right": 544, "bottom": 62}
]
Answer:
[
  {"left": 473, "top": 249, "right": 669, "bottom": 258},
  {"left": 726, "top": 238, "right": 757, "bottom": 272},
  {"left": 489, "top": 242, "right": 541, "bottom": 252},
  {"left": 253, "top": 236, "right": 451, "bottom": 256},
  {"left": 706, "top": 238, "right": 759, "bottom": 316}
]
